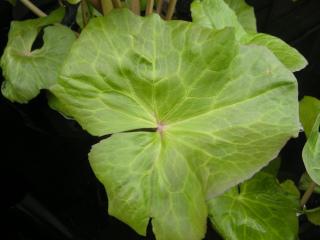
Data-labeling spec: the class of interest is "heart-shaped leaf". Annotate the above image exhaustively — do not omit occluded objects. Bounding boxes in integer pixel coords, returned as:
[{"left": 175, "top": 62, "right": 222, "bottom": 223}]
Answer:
[
  {"left": 51, "top": 9, "right": 300, "bottom": 239},
  {"left": 208, "top": 172, "right": 300, "bottom": 240},
  {"left": 1, "top": 9, "right": 77, "bottom": 103}
]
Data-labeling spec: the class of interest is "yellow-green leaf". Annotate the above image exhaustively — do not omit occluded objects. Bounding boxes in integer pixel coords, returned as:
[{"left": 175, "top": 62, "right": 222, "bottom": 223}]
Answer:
[
  {"left": 302, "top": 113, "right": 320, "bottom": 185},
  {"left": 51, "top": 9, "right": 300, "bottom": 239},
  {"left": 224, "top": 0, "right": 256, "bottom": 32},
  {"left": 191, "top": 0, "right": 307, "bottom": 72},
  {"left": 208, "top": 172, "right": 300, "bottom": 240},
  {"left": 300, "top": 96, "right": 320, "bottom": 138},
  {"left": 1, "top": 9, "right": 77, "bottom": 103}
]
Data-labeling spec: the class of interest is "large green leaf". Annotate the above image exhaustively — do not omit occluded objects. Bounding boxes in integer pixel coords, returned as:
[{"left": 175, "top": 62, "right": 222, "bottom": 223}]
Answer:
[
  {"left": 224, "top": 0, "right": 256, "bottom": 32},
  {"left": 51, "top": 9, "right": 299, "bottom": 239},
  {"left": 191, "top": 0, "right": 307, "bottom": 72},
  {"left": 208, "top": 172, "right": 300, "bottom": 240},
  {"left": 302, "top": 113, "right": 320, "bottom": 185},
  {"left": 300, "top": 96, "right": 320, "bottom": 138},
  {"left": 1, "top": 9, "right": 76, "bottom": 103}
]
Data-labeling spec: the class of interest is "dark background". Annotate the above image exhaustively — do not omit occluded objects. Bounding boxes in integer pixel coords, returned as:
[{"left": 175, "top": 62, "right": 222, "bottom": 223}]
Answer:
[{"left": 1, "top": 0, "right": 320, "bottom": 239}]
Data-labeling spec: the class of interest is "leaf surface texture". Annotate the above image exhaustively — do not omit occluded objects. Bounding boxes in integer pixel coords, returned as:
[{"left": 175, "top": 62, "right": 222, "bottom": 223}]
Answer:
[{"left": 51, "top": 10, "right": 300, "bottom": 239}]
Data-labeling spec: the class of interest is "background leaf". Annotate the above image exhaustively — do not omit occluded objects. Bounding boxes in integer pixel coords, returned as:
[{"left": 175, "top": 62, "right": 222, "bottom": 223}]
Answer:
[
  {"left": 224, "top": 0, "right": 256, "bottom": 32},
  {"left": 243, "top": 33, "right": 307, "bottom": 72},
  {"left": 52, "top": 9, "right": 300, "bottom": 239},
  {"left": 191, "top": 0, "right": 246, "bottom": 40},
  {"left": 191, "top": 0, "right": 307, "bottom": 72},
  {"left": 302, "top": 113, "right": 320, "bottom": 185},
  {"left": 306, "top": 207, "right": 320, "bottom": 226},
  {"left": 1, "top": 9, "right": 76, "bottom": 103},
  {"left": 261, "top": 156, "right": 281, "bottom": 176},
  {"left": 300, "top": 96, "right": 320, "bottom": 138},
  {"left": 208, "top": 172, "right": 300, "bottom": 240}
]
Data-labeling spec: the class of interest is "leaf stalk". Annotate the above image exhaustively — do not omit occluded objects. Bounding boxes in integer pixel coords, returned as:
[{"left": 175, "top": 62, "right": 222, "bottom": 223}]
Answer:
[
  {"left": 20, "top": 0, "right": 47, "bottom": 17},
  {"left": 101, "top": 0, "right": 113, "bottom": 15},
  {"left": 111, "top": 0, "right": 121, "bottom": 8},
  {"left": 130, "top": 0, "right": 140, "bottom": 15},
  {"left": 165, "top": 0, "right": 177, "bottom": 20},
  {"left": 156, "top": 0, "right": 163, "bottom": 14},
  {"left": 300, "top": 181, "right": 317, "bottom": 207},
  {"left": 81, "top": 0, "right": 90, "bottom": 27},
  {"left": 145, "top": 0, "right": 154, "bottom": 15}
]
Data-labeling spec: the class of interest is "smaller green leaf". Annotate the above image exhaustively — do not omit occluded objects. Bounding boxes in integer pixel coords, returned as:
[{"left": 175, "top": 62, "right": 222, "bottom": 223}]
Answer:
[
  {"left": 243, "top": 33, "right": 307, "bottom": 72},
  {"left": 224, "top": 0, "right": 256, "bottom": 32},
  {"left": 299, "top": 172, "right": 320, "bottom": 194},
  {"left": 306, "top": 207, "right": 320, "bottom": 226},
  {"left": 191, "top": 0, "right": 246, "bottom": 40},
  {"left": 280, "top": 179, "right": 301, "bottom": 199},
  {"left": 302, "top": 113, "right": 320, "bottom": 185},
  {"left": 208, "top": 172, "right": 299, "bottom": 240},
  {"left": 262, "top": 156, "right": 281, "bottom": 176},
  {"left": 191, "top": 0, "right": 307, "bottom": 72},
  {"left": 1, "top": 9, "right": 77, "bottom": 103},
  {"left": 300, "top": 96, "right": 320, "bottom": 138}
]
